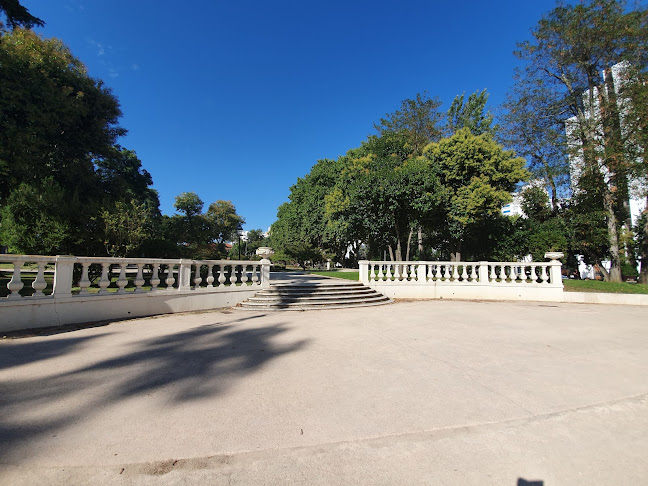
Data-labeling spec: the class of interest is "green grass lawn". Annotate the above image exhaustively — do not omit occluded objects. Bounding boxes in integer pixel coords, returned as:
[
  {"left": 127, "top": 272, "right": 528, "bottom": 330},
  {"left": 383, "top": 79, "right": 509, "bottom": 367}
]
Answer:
[
  {"left": 563, "top": 279, "right": 648, "bottom": 294},
  {"left": 306, "top": 269, "right": 648, "bottom": 295},
  {"left": 307, "top": 270, "right": 360, "bottom": 281}
]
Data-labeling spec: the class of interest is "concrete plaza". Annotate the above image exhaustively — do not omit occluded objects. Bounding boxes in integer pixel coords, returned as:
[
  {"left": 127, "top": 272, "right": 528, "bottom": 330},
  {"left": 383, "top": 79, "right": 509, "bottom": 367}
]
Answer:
[{"left": 1, "top": 299, "right": 647, "bottom": 485}]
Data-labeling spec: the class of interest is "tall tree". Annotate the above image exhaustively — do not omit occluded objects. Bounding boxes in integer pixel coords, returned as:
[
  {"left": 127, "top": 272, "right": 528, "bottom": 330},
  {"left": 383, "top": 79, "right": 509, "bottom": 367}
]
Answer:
[
  {"left": 446, "top": 89, "right": 495, "bottom": 137},
  {"left": 513, "top": 0, "right": 648, "bottom": 281},
  {"left": 270, "top": 159, "right": 344, "bottom": 263},
  {"left": 501, "top": 74, "right": 570, "bottom": 209},
  {"left": 424, "top": 129, "right": 528, "bottom": 261},
  {"left": 373, "top": 92, "right": 443, "bottom": 156},
  {"left": 0, "top": 0, "right": 43, "bottom": 30},
  {"left": 205, "top": 200, "right": 245, "bottom": 249}
]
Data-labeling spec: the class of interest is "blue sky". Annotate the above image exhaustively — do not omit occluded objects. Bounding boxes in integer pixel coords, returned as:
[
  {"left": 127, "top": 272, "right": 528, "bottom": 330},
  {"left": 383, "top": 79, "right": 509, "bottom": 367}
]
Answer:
[{"left": 24, "top": 0, "right": 555, "bottom": 231}]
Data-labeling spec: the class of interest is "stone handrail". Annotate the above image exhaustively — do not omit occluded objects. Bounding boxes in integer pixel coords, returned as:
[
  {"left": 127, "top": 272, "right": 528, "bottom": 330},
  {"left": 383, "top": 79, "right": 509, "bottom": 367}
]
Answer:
[
  {"left": 359, "top": 259, "right": 562, "bottom": 287},
  {"left": 0, "top": 255, "right": 272, "bottom": 300},
  {"left": 358, "top": 254, "right": 564, "bottom": 302}
]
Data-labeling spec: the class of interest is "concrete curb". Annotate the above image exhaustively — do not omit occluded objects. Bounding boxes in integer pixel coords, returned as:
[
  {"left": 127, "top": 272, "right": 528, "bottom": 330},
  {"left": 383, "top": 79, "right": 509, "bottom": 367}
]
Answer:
[{"left": 562, "top": 291, "right": 648, "bottom": 306}]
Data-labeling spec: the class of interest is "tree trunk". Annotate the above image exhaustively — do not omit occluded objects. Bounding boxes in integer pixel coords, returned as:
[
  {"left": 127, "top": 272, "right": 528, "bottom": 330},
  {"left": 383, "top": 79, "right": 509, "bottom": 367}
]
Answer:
[
  {"left": 388, "top": 245, "right": 395, "bottom": 262},
  {"left": 639, "top": 198, "right": 648, "bottom": 284},
  {"left": 603, "top": 189, "right": 623, "bottom": 282},
  {"left": 450, "top": 240, "right": 462, "bottom": 262},
  {"left": 405, "top": 228, "right": 413, "bottom": 261},
  {"left": 395, "top": 239, "right": 402, "bottom": 262},
  {"left": 597, "top": 262, "right": 610, "bottom": 281},
  {"left": 547, "top": 173, "right": 558, "bottom": 211},
  {"left": 417, "top": 227, "right": 424, "bottom": 259}
]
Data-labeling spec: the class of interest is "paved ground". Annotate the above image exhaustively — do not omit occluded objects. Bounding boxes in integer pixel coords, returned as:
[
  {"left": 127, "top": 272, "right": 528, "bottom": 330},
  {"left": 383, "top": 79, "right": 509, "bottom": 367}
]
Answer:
[{"left": 1, "top": 296, "right": 647, "bottom": 485}]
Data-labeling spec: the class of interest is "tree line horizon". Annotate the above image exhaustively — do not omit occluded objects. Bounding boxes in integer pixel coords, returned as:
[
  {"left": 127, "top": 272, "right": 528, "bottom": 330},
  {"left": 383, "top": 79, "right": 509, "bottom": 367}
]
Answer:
[{"left": 1, "top": 1, "right": 647, "bottom": 283}]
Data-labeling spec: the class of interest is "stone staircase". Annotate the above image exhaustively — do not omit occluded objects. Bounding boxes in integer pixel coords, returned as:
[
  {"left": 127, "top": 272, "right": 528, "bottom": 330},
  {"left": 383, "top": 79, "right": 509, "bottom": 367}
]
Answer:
[{"left": 236, "top": 280, "right": 391, "bottom": 311}]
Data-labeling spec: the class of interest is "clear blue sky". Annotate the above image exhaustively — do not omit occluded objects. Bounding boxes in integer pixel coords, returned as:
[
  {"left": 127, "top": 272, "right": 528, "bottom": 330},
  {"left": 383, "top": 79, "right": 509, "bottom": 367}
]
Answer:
[{"left": 24, "top": 0, "right": 555, "bottom": 231}]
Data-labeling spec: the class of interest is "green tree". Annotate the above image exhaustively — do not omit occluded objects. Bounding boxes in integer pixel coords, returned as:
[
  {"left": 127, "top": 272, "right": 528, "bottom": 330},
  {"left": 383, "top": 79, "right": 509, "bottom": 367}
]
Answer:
[
  {"left": 501, "top": 76, "right": 570, "bottom": 209},
  {"left": 446, "top": 89, "right": 495, "bottom": 137},
  {"left": 373, "top": 92, "right": 443, "bottom": 156},
  {"left": 0, "top": 179, "right": 68, "bottom": 254},
  {"left": 424, "top": 129, "right": 528, "bottom": 261},
  {"left": 325, "top": 131, "right": 441, "bottom": 262},
  {"left": 513, "top": 0, "right": 648, "bottom": 281},
  {"left": 174, "top": 192, "right": 204, "bottom": 219},
  {"left": 270, "top": 158, "right": 346, "bottom": 262},
  {"left": 0, "top": 28, "right": 160, "bottom": 256},
  {"left": 0, "top": 0, "right": 44, "bottom": 30},
  {"left": 206, "top": 200, "right": 245, "bottom": 249},
  {"left": 0, "top": 29, "right": 125, "bottom": 202},
  {"left": 100, "top": 199, "right": 155, "bottom": 257}
]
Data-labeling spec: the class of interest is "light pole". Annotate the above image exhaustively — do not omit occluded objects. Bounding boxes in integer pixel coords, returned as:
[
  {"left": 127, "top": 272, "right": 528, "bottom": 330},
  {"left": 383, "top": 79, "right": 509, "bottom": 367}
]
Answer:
[{"left": 236, "top": 226, "right": 244, "bottom": 260}]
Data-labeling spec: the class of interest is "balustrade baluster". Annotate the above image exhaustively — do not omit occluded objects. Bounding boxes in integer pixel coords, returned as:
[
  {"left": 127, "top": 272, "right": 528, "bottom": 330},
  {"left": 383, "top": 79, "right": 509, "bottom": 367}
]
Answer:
[
  {"left": 490, "top": 264, "right": 497, "bottom": 281},
  {"left": 98, "top": 263, "right": 111, "bottom": 293},
  {"left": 228, "top": 265, "right": 237, "bottom": 285},
  {"left": 470, "top": 264, "right": 478, "bottom": 281},
  {"left": 427, "top": 264, "right": 434, "bottom": 281},
  {"left": 116, "top": 263, "right": 128, "bottom": 292},
  {"left": 370, "top": 264, "right": 376, "bottom": 282},
  {"left": 78, "top": 263, "right": 91, "bottom": 294},
  {"left": 165, "top": 265, "right": 176, "bottom": 289},
  {"left": 441, "top": 264, "right": 449, "bottom": 280},
  {"left": 529, "top": 264, "right": 538, "bottom": 283},
  {"left": 32, "top": 261, "right": 48, "bottom": 297},
  {"left": 452, "top": 265, "right": 460, "bottom": 280},
  {"left": 394, "top": 264, "right": 401, "bottom": 280},
  {"left": 7, "top": 260, "right": 24, "bottom": 299},
  {"left": 251, "top": 265, "right": 259, "bottom": 286},
  {"left": 540, "top": 264, "right": 549, "bottom": 283},
  {"left": 134, "top": 263, "right": 145, "bottom": 292},
  {"left": 193, "top": 264, "right": 203, "bottom": 288},
  {"left": 241, "top": 265, "right": 249, "bottom": 285},
  {"left": 151, "top": 264, "right": 161, "bottom": 290},
  {"left": 386, "top": 264, "right": 393, "bottom": 280},
  {"left": 206, "top": 265, "right": 215, "bottom": 287},
  {"left": 460, "top": 265, "right": 468, "bottom": 281},
  {"left": 218, "top": 265, "right": 226, "bottom": 287},
  {"left": 377, "top": 264, "right": 384, "bottom": 281}
]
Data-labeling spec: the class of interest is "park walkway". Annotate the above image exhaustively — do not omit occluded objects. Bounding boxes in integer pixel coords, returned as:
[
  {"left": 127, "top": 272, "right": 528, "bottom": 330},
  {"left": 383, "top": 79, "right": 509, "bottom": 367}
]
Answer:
[{"left": 1, "top": 296, "right": 647, "bottom": 485}]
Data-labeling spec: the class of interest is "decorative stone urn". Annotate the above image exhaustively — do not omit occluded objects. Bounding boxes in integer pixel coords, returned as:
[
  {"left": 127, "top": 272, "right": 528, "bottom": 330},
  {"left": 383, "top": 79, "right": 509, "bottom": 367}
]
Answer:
[
  {"left": 544, "top": 252, "right": 564, "bottom": 261},
  {"left": 256, "top": 247, "right": 274, "bottom": 260}
]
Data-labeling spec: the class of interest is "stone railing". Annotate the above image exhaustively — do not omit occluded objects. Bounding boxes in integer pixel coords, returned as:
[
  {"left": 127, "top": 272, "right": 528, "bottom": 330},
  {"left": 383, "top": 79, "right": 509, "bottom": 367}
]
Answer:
[
  {"left": 0, "top": 254, "right": 271, "bottom": 332},
  {"left": 358, "top": 253, "right": 564, "bottom": 302}
]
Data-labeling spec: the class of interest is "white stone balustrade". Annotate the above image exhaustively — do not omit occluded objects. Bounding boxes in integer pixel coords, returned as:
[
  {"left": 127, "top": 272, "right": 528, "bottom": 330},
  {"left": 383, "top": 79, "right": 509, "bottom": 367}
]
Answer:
[
  {"left": 0, "top": 254, "right": 272, "bottom": 332},
  {"left": 0, "top": 255, "right": 270, "bottom": 299},
  {"left": 359, "top": 253, "right": 564, "bottom": 302}
]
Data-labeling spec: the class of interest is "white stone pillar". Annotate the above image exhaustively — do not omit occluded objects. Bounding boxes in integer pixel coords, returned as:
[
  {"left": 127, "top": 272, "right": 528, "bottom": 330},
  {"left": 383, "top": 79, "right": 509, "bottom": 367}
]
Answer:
[
  {"left": 359, "top": 260, "right": 369, "bottom": 285},
  {"left": 260, "top": 259, "right": 271, "bottom": 288},
  {"left": 54, "top": 256, "right": 75, "bottom": 297},
  {"left": 256, "top": 247, "right": 275, "bottom": 289},
  {"left": 417, "top": 264, "right": 426, "bottom": 282},
  {"left": 178, "top": 259, "right": 193, "bottom": 291},
  {"left": 545, "top": 252, "right": 564, "bottom": 288},
  {"left": 478, "top": 262, "right": 489, "bottom": 284}
]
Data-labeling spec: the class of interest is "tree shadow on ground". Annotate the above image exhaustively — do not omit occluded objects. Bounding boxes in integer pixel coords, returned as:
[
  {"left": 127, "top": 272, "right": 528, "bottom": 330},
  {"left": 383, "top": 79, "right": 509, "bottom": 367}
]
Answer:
[{"left": 0, "top": 313, "right": 307, "bottom": 463}]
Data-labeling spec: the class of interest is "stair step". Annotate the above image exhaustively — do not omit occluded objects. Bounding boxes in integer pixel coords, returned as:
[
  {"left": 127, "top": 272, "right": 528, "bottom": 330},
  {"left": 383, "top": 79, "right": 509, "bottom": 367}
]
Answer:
[
  {"left": 246, "top": 294, "right": 386, "bottom": 303},
  {"left": 255, "top": 289, "right": 378, "bottom": 297},
  {"left": 236, "top": 279, "right": 391, "bottom": 311}
]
